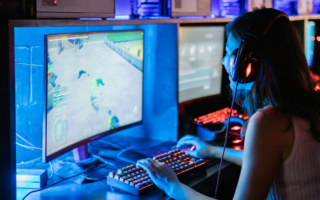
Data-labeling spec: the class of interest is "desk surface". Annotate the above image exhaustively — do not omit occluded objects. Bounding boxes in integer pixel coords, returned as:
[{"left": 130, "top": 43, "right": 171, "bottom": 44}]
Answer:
[
  {"left": 18, "top": 160, "right": 240, "bottom": 200},
  {"left": 17, "top": 136, "right": 241, "bottom": 200}
]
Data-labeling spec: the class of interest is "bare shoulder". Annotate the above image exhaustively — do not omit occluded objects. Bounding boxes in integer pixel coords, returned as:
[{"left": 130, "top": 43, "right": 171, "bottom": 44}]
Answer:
[
  {"left": 246, "top": 106, "right": 294, "bottom": 162},
  {"left": 249, "top": 106, "right": 292, "bottom": 134},
  {"left": 233, "top": 107, "right": 292, "bottom": 199}
]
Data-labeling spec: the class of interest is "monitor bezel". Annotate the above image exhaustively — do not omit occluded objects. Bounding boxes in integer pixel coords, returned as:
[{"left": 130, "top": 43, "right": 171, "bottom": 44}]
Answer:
[
  {"left": 177, "top": 24, "right": 226, "bottom": 105},
  {"left": 43, "top": 30, "right": 145, "bottom": 163}
]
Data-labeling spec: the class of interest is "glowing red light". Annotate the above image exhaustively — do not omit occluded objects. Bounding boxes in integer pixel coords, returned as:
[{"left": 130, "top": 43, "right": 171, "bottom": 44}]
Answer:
[
  {"left": 232, "top": 140, "right": 242, "bottom": 144},
  {"left": 311, "top": 72, "right": 320, "bottom": 82},
  {"left": 231, "top": 126, "right": 242, "bottom": 131},
  {"left": 315, "top": 83, "right": 320, "bottom": 91},
  {"left": 312, "top": 36, "right": 315, "bottom": 41},
  {"left": 317, "top": 36, "right": 320, "bottom": 42},
  {"left": 246, "top": 63, "right": 252, "bottom": 77},
  {"left": 190, "top": 145, "right": 195, "bottom": 151},
  {"left": 234, "top": 146, "right": 242, "bottom": 150}
]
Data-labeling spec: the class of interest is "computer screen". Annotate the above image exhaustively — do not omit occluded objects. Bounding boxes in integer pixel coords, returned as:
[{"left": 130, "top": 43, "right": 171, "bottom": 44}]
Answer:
[
  {"left": 45, "top": 30, "right": 144, "bottom": 161},
  {"left": 306, "top": 21, "right": 315, "bottom": 66},
  {"left": 178, "top": 26, "right": 225, "bottom": 103}
]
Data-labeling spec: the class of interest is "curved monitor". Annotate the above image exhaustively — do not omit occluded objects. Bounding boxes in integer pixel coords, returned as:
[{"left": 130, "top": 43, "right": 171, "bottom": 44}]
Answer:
[
  {"left": 178, "top": 26, "right": 225, "bottom": 103},
  {"left": 43, "top": 30, "right": 144, "bottom": 162}
]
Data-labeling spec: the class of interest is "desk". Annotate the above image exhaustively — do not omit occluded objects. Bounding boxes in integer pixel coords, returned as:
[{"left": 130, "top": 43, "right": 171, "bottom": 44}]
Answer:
[
  {"left": 17, "top": 137, "right": 241, "bottom": 200},
  {"left": 17, "top": 160, "right": 240, "bottom": 200}
]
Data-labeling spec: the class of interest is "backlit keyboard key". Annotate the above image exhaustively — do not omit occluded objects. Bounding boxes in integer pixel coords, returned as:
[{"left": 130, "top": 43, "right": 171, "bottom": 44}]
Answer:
[
  {"left": 135, "top": 183, "right": 142, "bottom": 189},
  {"left": 107, "top": 149, "right": 207, "bottom": 195},
  {"left": 108, "top": 172, "right": 114, "bottom": 178}
]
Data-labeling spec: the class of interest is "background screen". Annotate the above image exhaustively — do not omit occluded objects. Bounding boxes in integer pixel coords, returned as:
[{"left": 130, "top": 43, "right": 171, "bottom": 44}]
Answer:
[
  {"left": 46, "top": 31, "right": 143, "bottom": 156},
  {"left": 179, "top": 26, "right": 225, "bottom": 103}
]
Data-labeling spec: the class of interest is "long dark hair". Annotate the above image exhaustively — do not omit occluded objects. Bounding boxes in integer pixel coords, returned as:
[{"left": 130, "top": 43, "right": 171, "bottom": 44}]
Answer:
[{"left": 226, "top": 9, "right": 320, "bottom": 142}]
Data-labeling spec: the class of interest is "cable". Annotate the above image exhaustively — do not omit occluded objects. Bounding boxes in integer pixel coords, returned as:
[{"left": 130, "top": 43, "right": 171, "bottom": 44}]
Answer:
[
  {"left": 83, "top": 155, "right": 119, "bottom": 180},
  {"left": 91, "top": 154, "right": 118, "bottom": 169},
  {"left": 16, "top": 142, "right": 42, "bottom": 150},
  {"left": 48, "top": 162, "right": 54, "bottom": 179},
  {"left": 16, "top": 133, "right": 35, "bottom": 147},
  {"left": 117, "top": 146, "right": 138, "bottom": 164},
  {"left": 214, "top": 82, "right": 239, "bottom": 199},
  {"left": 15, "top": 133, "right": 42, "bottom": 166},
  {"left": 96, "top": 140, "right": 129, "bottom": 149},
  {"left": 16, "top": 157, "right": 42, "bottom": 166},
  {"left": 22, "top": 164, "right": 109, "bottom": 200},
  {"left": 15, "top": 134, "right": 54, "bottom": 180}
]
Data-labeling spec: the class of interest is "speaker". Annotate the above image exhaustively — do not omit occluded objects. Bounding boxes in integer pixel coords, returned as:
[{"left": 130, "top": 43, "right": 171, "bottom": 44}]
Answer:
[
  {"left": 171, "top": 0, "right": 211, "bottom": 17},
  {"left": 36, "top": 0, "right": 115, "bottom": 18}
]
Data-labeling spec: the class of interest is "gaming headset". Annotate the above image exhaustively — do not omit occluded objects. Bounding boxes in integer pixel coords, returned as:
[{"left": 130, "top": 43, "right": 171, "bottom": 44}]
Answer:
[{"left": 229, "top": 9, "right": 289, "bottom": 84}]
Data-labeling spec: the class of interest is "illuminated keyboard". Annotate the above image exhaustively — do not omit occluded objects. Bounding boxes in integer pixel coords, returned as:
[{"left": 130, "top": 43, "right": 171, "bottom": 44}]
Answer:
[
  {"left": 107, "top": 149, "right": 206, "bottom": 195},
  {"left": 194, "top": 107, "right": 249, "bottom": 125}
]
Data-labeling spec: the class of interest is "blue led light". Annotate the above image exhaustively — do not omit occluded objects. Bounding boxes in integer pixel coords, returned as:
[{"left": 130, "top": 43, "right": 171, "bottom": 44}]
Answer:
[
  {"left": 223, "top": 15, "right": 237, "bottom": 19},
  {"left": 177, "top": 16, "right": 205, "bottom": 19},
  {"left": 77, "top": 18, "right": 102, "bottom": 20},
  {"left": 273, "top": 0, "right": 298, "bottom": 16},
  {"left": 306, "top": 21, "right": 315, "bottom": 66},
  {"left": 115, "top": 15, "right": 130, "bottom": 19},
  {"left": 138, "top": 16, "right": 171, "bottom": 19}
]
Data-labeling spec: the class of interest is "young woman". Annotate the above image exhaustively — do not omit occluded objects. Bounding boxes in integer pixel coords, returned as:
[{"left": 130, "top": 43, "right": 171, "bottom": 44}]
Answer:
[{"left": 137, "top": 8, "right": 320, "bottom": 200}]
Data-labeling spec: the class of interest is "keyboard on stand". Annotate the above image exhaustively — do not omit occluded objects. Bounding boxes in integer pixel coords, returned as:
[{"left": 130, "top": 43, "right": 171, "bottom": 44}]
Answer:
[
  {"left": 107, "top": 148, "right": 206, "bottom": 195},
  {"left": 194, "top": 107, "right": 249, "bottom": 126}
]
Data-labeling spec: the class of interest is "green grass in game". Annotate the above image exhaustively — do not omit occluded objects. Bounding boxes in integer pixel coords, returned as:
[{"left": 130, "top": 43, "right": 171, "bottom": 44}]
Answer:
[{"left": 107, "top": 32, "right": 143, "bottom": 43}]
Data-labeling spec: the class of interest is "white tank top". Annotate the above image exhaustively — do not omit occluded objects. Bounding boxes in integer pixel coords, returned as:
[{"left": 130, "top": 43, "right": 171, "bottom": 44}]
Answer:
[{"left": 267, "top": 117, "right": 320, "bottom": 200}]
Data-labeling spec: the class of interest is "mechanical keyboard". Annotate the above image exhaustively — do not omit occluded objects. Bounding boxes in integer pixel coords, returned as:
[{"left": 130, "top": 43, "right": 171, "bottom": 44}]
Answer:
[
  {"left": 194, "top": 107, "right": 249, "bottom": 125},
  {"left": 107, "top": 148, "right": 206, "bottom": 195}
]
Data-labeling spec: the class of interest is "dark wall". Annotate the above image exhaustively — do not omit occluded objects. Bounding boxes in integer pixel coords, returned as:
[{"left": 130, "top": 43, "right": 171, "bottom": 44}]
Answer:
[{"left": 0, "top": 19, "right": 16, "bottom": 200}]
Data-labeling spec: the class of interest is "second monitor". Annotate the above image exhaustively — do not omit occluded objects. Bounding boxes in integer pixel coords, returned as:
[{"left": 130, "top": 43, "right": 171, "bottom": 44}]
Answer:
[{"left": 179, "top": 26, "right": 225, "bottom": 103}]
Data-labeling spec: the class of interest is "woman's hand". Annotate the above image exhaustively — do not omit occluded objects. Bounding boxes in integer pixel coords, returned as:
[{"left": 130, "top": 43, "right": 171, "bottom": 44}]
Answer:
[
  {"left": 136, "top": 158, "right": 180, "bottom": 196},
  {"left": 137, "top": 157, "right": 218, "bottom": 200},
  {"left": 175, "top": 135, "right": 213, "bottom": 158}
]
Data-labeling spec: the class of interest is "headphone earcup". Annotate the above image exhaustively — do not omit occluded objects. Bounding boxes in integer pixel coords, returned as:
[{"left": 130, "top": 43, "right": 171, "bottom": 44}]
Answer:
[
  {"left": 232, "top": 34, "right": 260, "bottom": 84},
  {"left": 230, "top": 48, "right": 239, "bottom": 82}
]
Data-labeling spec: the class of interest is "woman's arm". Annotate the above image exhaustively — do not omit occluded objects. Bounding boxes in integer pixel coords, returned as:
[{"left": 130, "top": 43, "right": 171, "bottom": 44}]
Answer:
[
  {"left": 167, "top": 182, "right": 216, "bottom": 200},
  {"left": 233, "top": 111, "right": 285, "bottom": 200},
  {"left": 175, "top": 135, "right": 244, "bottom": 166},
  {"left": 207, "top": 146, "right": 243, "bottom": 166}
]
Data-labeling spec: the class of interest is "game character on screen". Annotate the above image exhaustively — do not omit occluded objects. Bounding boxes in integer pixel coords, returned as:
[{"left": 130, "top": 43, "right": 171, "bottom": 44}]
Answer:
[
  {"left": 78, "top": 70, "right": 87, "bottom": 79},
  {"left": 108, "top": 110, "right": 119, "bottom": 130},
  {"left": 58, "top": 38, "right": 64, "bottom": 54},
  {"left": 90, "top": 80, "right": 99, "bottom": 111},
  {"left": 48, "top": 53, "right": 53, "bottom": 65},
  {"left": 48, "top": 64, "right": 58, "bottom": 87},
  {"left": 96, "top": 79, "right": 105, "bottom": 86}
]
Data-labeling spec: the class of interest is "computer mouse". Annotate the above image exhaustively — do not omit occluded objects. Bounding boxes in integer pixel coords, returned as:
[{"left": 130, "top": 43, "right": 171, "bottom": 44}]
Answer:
[{"left": 224, "top": 116, "right": 245, "bottom": 126}]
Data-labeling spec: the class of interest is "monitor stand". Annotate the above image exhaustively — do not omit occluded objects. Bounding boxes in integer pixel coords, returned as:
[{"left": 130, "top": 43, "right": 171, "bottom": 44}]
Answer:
[{"left": 52, "top": 144, "right": 107, "bottom": 184}]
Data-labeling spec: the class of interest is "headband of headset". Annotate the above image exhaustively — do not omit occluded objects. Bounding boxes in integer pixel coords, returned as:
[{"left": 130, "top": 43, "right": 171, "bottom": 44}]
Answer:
[{"left": 230, "top": 9, "right": 289, "bottom": 84}]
